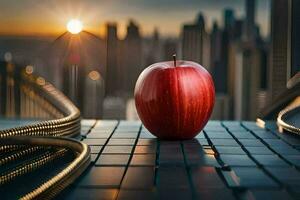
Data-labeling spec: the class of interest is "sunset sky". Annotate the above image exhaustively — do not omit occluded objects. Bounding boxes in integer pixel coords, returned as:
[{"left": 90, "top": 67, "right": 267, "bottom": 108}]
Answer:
[{"left": 0, "top": 0, "right": 270, "bottom": 38}]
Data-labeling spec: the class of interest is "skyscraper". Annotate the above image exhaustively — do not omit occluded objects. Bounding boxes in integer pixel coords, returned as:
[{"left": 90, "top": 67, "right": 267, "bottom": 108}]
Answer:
[
  {"left": 224, "top": 9, "right": 235, "bottom": 31},
  {"left": 233, "top": 19, "right": 244, "bottom": 40},
  {"left": 144, "top": 28, "right": 162, "bottom": 66},
  {"left": 229, "top": 0, "right": 267, "bottom": 120},
  {"left": 83, "top": 70, "right": 104, "bottom": 118},
  {"left": 163, "top": 39, "right": 178, "bottom": 61},
  {"left": 210, "top": 21, "right": 222, "bottom": 73},
  {"left": 212, "top": 10, "right": 234, "bottom": 94},
  {"left": 105, "top": 23, "right": 119, "bottom": 96},
  {"left": 245, "top": 48, "right": 263, "bottom": 120},
  {"left": 269, "top": 0, "right": 289, "bottom": 102},
  {"left": 244, "top": 0, "right": 256, "bottom": 42},
  {"left": 233, "top": 46, "right": 262, "bottom": 119},
  {"left": 0, "top": 61, "right": 5, "bottom": 115},
  {"left": 62, "top": 34, "right": 85, "bottom": 107},
  {"left": 36, "top": 31, "right": 106, "bottom": 115},
  {"left": 182, "top": 13, "right": 208, "bottom": 66},
  {"left": 120, "top": 20, "right": 142, "bottom": 96}
]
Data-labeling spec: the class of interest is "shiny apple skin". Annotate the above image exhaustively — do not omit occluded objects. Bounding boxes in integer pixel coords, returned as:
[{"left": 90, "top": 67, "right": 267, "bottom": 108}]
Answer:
[{"left": 134, "top": 60, "right": 215, "bottom": 140}]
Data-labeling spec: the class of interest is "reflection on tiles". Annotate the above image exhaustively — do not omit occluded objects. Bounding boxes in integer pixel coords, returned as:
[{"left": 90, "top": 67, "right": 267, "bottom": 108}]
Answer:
[{"left": 58, "top": 120, "right": 300, "bottom": 200}]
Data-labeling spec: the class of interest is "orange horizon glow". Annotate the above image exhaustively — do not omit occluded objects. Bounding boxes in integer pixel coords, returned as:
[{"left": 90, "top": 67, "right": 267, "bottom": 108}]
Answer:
[
  {"left": 0, "top": 1, "right": 271, "bottom": 39},
  {"left": 0, "top": 24, "right": 105, "bottom": 39},
  {"left": 0, "top": 22, "right": 164, "bottom": 40}
]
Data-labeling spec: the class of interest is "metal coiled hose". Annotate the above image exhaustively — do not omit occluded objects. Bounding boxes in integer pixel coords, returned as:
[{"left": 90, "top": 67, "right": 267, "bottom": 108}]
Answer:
[
  {"left": 0, "top": 74, "right": 90, "bottom": 199},
  {"left": 277, "top": 103, "right": 300, "bottom": 135}
]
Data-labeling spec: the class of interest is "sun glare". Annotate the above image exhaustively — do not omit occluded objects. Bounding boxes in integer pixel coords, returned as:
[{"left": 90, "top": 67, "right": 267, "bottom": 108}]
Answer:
[{"left": 67, "top": 19, "right": 83, "bottom": 34}]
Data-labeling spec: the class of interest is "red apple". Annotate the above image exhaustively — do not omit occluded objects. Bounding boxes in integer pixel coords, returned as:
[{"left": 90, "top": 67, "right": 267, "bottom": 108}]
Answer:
[{"left": 134, "top": 59, "right": 215, "bottom": 140}]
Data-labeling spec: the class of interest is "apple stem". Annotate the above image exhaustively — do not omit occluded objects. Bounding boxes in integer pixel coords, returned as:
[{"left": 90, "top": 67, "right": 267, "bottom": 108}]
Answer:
[{"left": 173, "top": 54, "right": 176, "bottom": 67}]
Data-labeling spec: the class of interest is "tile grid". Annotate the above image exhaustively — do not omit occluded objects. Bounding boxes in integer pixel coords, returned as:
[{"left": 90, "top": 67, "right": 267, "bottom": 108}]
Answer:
[
  {"left": 239, "top": 122, "right": 300, "bottom": 196},
  {"left": 81, "top": 120, "right": 97, "bottom": 136},
  {"left": 180, "top": 141, "right": 198, "bottom": 199},
  {"left": 72, "top": 120, "right": 300, "bottom": 200},
  {"left": 221, "top": 122, "right": 300, "bottom": 199},
  {"left": 245, "top": 124, "right": 300, "bottom": 167},
  {"left": 93, "top": 121, "right": 120, "bottom": 164},
  {"left": 223, "top": 122, "right": 265, "bottom": 165},
  {"left": 203, "top": 122, "right": 298, "bottom": 199},
  {"left": 221, "top": 122, "right": 283, "bottom": 187},
  {"left": 202, "top": 130, "right": 228, "bottom": 168},
  {"left": 115, "top": 124, "right": 143, "bottom": 199},
  {"left": 5, "top": 119, "right": 300, "bottom": 199},
  {"left": 153, "top": 138, "right": 160, "bottom": 186},
  {"left": 242, "top": 122, "right": 300, "bottom": 169},
  {"left": 201, "top": 126, "right": 238, "bottom": 197}
]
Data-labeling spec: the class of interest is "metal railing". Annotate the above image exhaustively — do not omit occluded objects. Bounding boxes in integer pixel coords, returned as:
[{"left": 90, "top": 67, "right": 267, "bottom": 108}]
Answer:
[{"left": 0, "top": 68, "right": 90, "bottom": 199}]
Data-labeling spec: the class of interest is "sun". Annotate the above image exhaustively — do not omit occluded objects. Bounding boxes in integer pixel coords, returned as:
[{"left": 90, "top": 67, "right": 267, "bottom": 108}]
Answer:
[{"left": 67, "top": 19, "right": 83, "bottom": 34}]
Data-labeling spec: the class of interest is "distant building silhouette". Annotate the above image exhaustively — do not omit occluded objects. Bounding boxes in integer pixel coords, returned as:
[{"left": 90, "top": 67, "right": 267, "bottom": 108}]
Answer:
[
  {"left": 244, "top": 0, "right": 256, "bottom": 42},
  {"left": 210, "top": 21, "right": 222, "bottom": 75},
  {"left": 233, "top": 19, "right": 244, "bottom": 40},
  {"left": 32, "top": 31, "right": 106, "bottom": 117},
  {"left": 0, "top": 61, "right": 7, "bottom": 115},
  {"left": 62, "top": 34, "right": 85, "bottom": 107},
  {"left": 83, "top": 70, "right": 104, "bottom": 118},
  {"left": 210, "top": 1, "right": 270, "bottom": 120},
  {"left": 120, "top": 20, "right": 142, "bottom": 96},
  {"left": 0, "top": 2, "right": 272, "bottom": 121},
  {"left": 182, "top": 13, "right": 209, "bottom": 67},
  {"left": 212, "top": 9, "right": 236, "bottom": 94},
  {"left": 269, "top": 0, "right": 289, "bottom": 102},
  {"left": 224, "top": 9, "right": 235, "bottom": 31},
  {"left": 102, "top": 96, "right": 126, "bottom": 119},
  {"left": 163, "top": 39, "right": 178, "bottom": 61},
  {"left": 144, "top": 28, "right": 162, "bottom": 66},
  {"left": 105, "top": 23, "right": 120, "bottom": 96},
  {"left": 210, "top": 94, "right": 230, "bottom": 120},
  {"left": 0, "top": 58, "right": 21, "bottom": 117},
  {"left": 233, "top": 46, "right": 263, "bottom": 119}
]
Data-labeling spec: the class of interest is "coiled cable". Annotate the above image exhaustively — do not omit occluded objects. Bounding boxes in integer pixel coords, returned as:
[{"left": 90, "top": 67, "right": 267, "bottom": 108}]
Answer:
[{"left": 0, "top": 73, "right": 90, "bottom": 199}]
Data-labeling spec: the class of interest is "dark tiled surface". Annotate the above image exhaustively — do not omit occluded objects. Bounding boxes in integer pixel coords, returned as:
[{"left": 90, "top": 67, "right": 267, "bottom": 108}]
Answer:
[
  {"left": 210, "top": 138, "right": 240, "bottom": 146},
  {"left": 134, "top": 145, "right": 156, "bottom": 154},
  {"left": 96, "top": 154, "right": 130, "bottom": 166},
  {"left": 89, "top": 145, "right": 103, "bottom": 154},
  {"left": 157, "top": 165, "right": 191, "bottom": 190},
  {"left": 107, "top": 139, "right": 136, "bottom": 145},
  {"left": 195, "top": 189, "right": 235, "bottom": 200},
  {"left": 244, "top": 146, "right": 274, "bottom": 155},
  {"left": 59, "top": 120, "right": 300, "bottom": 199},
  {"left": 222, "top": 167, "right": 279, "bottom": 188},
  {"left": 62, "top": 188, "right": 118, "bottom": 200},
  {"left": 238, "top": 139, "right": 265, "bottom": 147},
  {"left": 266, "top": 167, "right": 300, "bottom": 187},
  {"left": 215, "top": 146, "right": 246, "bottom": 154},
  {"left": 90, "top": 154, "right": 98, "bottom": 163},
  {"left": 252, "top": 155, "right": 290, "bottom": 167},
  {"left": 121, "top": 167, "right": 155, "bottom": 189},
  {"left": 77, "top": 167, "right": 126, "bottom": 187},
  {"left": 190, "top": 166, "right": 226, "bottom": 189},
  {"left": 117, "top": 190, "right": 157, "bottom": 200},
  {"left": 102, "top": 146, "right": 133, "bottom": 154},
  {"left": 237, "top": 190, "right": 294, "bottom": 200},
  {"left": 83, "top": 139, "right": 107, "bottom": 145},
  {"left": 219, "top": 154, "right": 257, "bottom": 166},
  {"left": 130, "top": 154, "right": 156, "bottom": 166}
]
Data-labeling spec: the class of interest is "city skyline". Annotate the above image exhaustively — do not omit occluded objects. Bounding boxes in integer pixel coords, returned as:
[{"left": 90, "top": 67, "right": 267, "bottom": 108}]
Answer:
[
  {"left": 0, "top": 0, "right": 272, "bottom": 120},
  {"left": 0, "top": 0, "right": 270, "bottom": 38}
]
